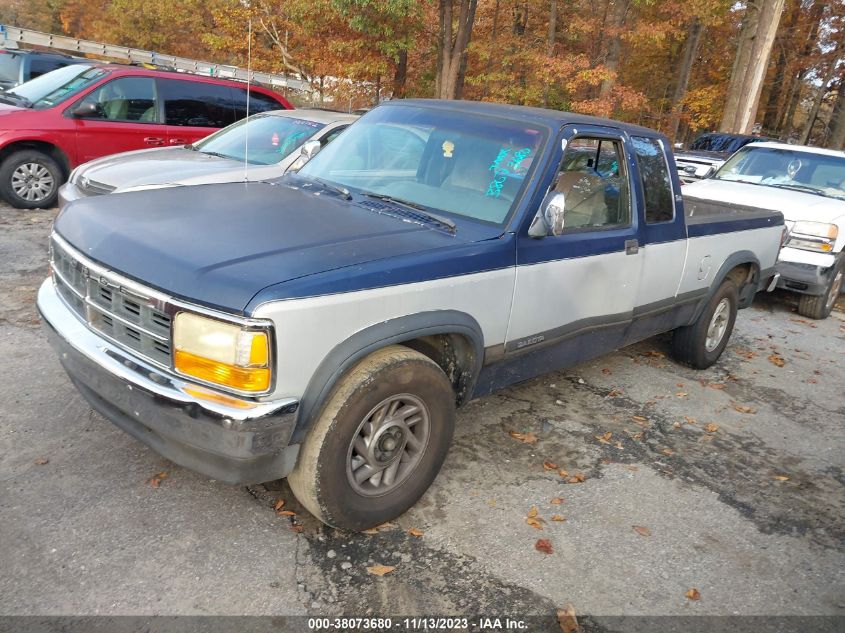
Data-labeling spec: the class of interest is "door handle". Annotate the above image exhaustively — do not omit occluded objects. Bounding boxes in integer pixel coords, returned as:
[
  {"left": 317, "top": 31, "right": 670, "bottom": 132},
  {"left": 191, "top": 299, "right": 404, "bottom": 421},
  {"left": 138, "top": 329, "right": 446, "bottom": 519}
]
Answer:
[
  {"left": 168, "top": 138, "right": 187, "bottom": 145},
  {"left": 144, "top": 137, "right": 165, "bottom": 146},
  {"left": 625, "top": 239, "right": 639, "bottom": 255}
]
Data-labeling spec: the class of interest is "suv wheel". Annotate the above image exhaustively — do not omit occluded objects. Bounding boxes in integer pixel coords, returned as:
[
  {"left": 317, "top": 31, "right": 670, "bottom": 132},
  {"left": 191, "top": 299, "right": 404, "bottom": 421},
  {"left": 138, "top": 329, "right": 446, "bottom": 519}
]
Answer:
[
  {"left": 0, "top": 150, "right": 62, "bottom": 209},
  {"left": 288, "top": 345, "right": 456, "bottom": 531},
  {"left": 797, "top": 257, "right": 843, "bottom": 320}
]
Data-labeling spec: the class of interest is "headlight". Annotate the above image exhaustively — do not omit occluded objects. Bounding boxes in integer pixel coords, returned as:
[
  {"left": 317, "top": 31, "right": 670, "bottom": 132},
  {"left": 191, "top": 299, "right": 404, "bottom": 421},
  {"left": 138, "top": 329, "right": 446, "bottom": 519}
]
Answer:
[
  {"left": 173, "top": 312, "right": 272, "bottom": 394},
  {"left": 787, "top": 221, "right": 838, "bottom": 253}
]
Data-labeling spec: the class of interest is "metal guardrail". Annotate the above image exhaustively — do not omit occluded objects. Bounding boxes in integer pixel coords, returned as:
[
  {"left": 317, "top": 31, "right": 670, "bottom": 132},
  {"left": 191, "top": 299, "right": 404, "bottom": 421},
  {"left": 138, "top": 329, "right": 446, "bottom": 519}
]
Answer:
[{"left": 0, "top": 24, "right": 312, "bottom": 93}]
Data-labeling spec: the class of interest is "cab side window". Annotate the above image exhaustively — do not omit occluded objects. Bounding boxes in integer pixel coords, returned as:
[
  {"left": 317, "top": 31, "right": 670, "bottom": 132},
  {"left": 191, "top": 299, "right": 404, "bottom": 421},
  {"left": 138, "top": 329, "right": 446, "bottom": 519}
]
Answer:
[
  {"left": 632, "top": 136, "right": 674, "bottom": 223},
  {"left": 551, "top": 137, "right": 631, "bottom": 230},
  {"left": 160, "top": 79, "right": 231, "bottom": 127},
  {"left": 79, "top": 77, "right": 157, "bottom": 122}
]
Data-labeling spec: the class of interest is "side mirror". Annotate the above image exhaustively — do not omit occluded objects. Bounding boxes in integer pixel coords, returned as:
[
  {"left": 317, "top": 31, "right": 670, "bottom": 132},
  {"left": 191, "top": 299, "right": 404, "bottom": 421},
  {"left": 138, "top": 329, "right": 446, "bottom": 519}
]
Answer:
[
  {"left": 300, "top": 139, "right": 322, "bottom": 161},
  {"left": 703, "top": 166, "right": 717, "bottom": 179},
  {"left": 528, "top": 192, "right": 567, "bottom": 238},
  {"left": 70, "top": 101, "right": 101, "bottom": 118}
]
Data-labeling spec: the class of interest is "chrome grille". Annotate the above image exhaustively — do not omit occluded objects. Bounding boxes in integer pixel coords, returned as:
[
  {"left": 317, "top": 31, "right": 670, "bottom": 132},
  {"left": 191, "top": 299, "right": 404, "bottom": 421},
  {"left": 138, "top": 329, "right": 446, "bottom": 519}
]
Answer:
[
  {"left": 51, "top": 236, "right": 172, "bottom": 367},
  {"left": 78, "top": 178, "right": 116, "bottom": 196}
]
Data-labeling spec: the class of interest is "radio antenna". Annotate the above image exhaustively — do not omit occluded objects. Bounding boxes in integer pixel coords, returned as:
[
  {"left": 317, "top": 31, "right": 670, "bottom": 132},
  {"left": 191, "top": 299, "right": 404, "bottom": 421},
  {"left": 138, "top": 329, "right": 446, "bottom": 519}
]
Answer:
[{"left": 243, "top": 17, "right": 252, "bottom": 182}]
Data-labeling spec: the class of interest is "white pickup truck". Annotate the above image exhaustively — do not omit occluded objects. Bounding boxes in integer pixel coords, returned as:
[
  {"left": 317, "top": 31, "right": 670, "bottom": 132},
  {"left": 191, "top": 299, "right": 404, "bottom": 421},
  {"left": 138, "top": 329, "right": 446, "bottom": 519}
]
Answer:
[
  {"left": 685, "top": 142, "right": 844, "bottom": 319},
  {"left": 38, "top": 100, "right": 785, "bottom": 530}
]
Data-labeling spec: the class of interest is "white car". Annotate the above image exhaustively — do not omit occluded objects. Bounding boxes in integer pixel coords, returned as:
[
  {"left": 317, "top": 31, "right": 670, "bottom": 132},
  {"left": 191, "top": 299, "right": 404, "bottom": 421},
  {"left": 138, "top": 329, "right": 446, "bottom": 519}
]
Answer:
[
  {"left": 684, "top": 142, "right": 844, "bottom": 319},
  {"left": 59, "top": 109, "right": 359, "bottom": 204}
]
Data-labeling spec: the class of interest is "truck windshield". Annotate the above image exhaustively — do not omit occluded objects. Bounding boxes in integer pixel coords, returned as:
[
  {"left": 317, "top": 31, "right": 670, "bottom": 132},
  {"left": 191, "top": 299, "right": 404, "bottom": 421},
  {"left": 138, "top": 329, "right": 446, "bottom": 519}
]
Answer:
[
  {"left": 714, "top": 146, "right": 845, "bottom": 201},
  {"left": 297, "top": 105, "right": 547, "bottom": 225},
  {"left": 6, "top": 64, "right": 106, "bottom": 109},
  {"left": 193, "top": 113, "right": 325, "bottom": 165}
]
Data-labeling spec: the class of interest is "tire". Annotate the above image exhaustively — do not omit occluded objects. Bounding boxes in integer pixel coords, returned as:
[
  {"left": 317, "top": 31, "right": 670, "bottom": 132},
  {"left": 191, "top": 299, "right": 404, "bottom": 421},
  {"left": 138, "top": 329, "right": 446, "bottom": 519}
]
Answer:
[
  {"left": 797, "top": 257, "right": 843, "bottom": 320},
  {"left": 0, "top": 150, "right": 63, "bottom": 209},
  {"left": 672, "top": 279, "right": 738, "bottom": 369},
  {"left": 288, "top": 345, "right": 456, "bottom": 531}
]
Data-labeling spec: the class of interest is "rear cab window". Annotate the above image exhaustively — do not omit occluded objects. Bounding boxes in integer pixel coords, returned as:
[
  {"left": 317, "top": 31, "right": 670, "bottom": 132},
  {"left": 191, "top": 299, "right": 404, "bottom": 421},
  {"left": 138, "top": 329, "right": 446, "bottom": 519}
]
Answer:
[
  {"left": 632, "top": 136, "right": 674, "bottom": 224},
  {"left": 159, "top": 79, "right": 232, "bottom": 127}
]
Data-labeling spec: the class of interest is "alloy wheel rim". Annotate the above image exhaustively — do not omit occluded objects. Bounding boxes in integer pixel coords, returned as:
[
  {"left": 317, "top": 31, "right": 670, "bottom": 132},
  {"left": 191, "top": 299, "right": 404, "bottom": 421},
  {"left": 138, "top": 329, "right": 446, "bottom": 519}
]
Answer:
[
  {"left": 346, "top": 393, "right": 431, "bottom": 497},
  {"left": 705, "top": 298, "right": 730, "bottom": 352},
  {"left": 11, "top": 162, "right": 55, "bottom": 202}
]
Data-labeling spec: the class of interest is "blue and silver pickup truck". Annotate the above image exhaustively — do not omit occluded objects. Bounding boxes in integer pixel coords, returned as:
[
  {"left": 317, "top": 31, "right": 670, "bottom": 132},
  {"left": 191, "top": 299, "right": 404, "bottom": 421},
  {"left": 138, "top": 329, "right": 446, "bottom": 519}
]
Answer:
[{"left": 37, "top": 100, "right": 784, "bottom": 530}]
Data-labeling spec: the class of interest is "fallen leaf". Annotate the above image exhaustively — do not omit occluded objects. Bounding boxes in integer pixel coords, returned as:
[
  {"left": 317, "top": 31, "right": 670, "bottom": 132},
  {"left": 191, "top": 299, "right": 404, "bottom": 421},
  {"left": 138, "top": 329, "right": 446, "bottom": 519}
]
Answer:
[
  {"left": 632, "top": 432, "right": 643, "bottom": 441},
  {"left": 408, "top": 528, "right": 424, "bottom": 537},
  {"left": 526, "top": 517, "right": 545, "bottom": 530},
  {"left": 535, "top": 538, "right": 553, "bottom": 554},
  {"left": 607, "top": 389, "right": 623, "bottom": 397},
  {"left": 509, "top": 430, "right": 538, "bottom": 444},
  {"left": 567, "top": 473, "right": 586, "bottom": 483},
  {"left": 676, "top": 392, "right": 688, "bottom": 398},
  {"left": 661, "top": 448, "right": 674, "bottom": 456},
  {"left": 704, "top": 423, "right": 720, "bottom": 434},
  {"left": 699, "top": 435, "right": 714, "bottom": 443},
  {"left": 625, "top": 465, "right": 638, "bottom": 472},
  {"left": 684, "top": 416, "right": 697, "bottom": 425},
  {"left": 632, "top": 525, "right": 651, "bottom": 537},
  {"left": 602, "top": 368, "right": 612, "bottom": 375},
  {"left": 34, "top": 458, "right": 49, "bottom": 465},
  {"left": 550, "top": 497, "right": 565, "bottom": 505},
  {"left": 277, "top": 510, "right": 297, "bottom": 517},
  {"left": 706, "top": 383, "right": 726, "bottom": 390},
  {"left": 558, "top": 469, "right": 569, "bottom": 478},
  {"left": 556, "top": 604, "right": 580, "bottom": 633},
  {"left": 595, "top": 431, "right": 612, "bottom": 444},
  {"left": 362, "top": 528, "right": 380, "bottom": 535},
  {"left": 273, "top": 499, "right": 286, "bottom": 511},
  {"left": 643, "top": 350, "right": 665, "bottom": 358},
  {"left": 366, "top": 564, "right": 396, "bottom": 576},
  {"left": 676, "top": 382, "right": 685, "bottom": 388},
  {"left": 290, "top": 524, "right": 304, "bottom": 533},
  {"left": 685, "top": 588, "right": 701, "bottom": 601},
  {"left": 146, "top": 471, "right": 168, "bottom": 488},
  {"left": 527, "top": 506, "right": 539, "bottom": 518},
  {"left": 673, "top": 421, "right": 682, "bottom": 429},
  {"left": 543, "top": 460, "right": 558, "bottom": 471},
  {"left": 773, "top": 475, "right": 790, "bottom": 481},
  {"left": 768, "top": 354, "right": 785, "bottom": 368},
  {"left": 551, "top": 514, "right": 565, "bottom": 522},
  {"left": 732, "top": 402, "right": 757, "bottom": 414}
]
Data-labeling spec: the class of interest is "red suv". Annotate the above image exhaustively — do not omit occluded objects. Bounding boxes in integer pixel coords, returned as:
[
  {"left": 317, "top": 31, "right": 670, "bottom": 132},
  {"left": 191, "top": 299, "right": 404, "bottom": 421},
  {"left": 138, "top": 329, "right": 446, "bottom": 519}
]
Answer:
[{"left": 0, "top": 63, "right": 293, "bottom": 208}]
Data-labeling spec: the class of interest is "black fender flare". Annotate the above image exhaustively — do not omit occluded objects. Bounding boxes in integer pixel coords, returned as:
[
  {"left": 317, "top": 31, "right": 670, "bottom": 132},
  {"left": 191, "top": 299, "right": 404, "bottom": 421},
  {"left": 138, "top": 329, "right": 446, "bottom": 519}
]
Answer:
[
  {"left": 689, "top": 250, "right": 761, "bottom": 324},
  {"left": 289, "top": 310, "right": 485, "bottom": 444}
]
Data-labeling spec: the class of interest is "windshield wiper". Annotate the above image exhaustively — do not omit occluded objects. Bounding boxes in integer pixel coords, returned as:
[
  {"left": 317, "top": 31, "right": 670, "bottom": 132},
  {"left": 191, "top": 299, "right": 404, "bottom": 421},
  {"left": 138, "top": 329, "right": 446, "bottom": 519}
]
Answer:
[
  {"left": 767, "top": 183, "right": 823, "bottom": 196},
  {"left": 310, "top": 177, "right": 351, "bottom": 200},
  {"left": 0, "top": 92, "right": 31, "bottom": 107},
  {"left": 359, "top": 191, "right": 457, "bottom": 232}
]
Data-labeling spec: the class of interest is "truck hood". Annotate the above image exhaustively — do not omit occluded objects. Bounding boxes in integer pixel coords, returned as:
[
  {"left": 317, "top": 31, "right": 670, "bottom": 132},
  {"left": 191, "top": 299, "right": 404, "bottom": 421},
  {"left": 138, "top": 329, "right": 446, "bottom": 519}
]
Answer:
[
  {"left": 684, "top": 178, "right": 845, "bottom": 225},
  {"left": 54, "top": 180, "right": 495, "bottom": 313},
  {"left": 77, "top": 146, "right": 261, "bottom": 191}
]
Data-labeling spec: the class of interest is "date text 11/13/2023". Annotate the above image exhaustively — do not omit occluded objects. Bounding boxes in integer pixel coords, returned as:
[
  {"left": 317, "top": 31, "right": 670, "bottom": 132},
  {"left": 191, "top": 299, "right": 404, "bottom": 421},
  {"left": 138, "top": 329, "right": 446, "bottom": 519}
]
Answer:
[{"left": 307, "top": 617, "right": 530, "bottom": 630}]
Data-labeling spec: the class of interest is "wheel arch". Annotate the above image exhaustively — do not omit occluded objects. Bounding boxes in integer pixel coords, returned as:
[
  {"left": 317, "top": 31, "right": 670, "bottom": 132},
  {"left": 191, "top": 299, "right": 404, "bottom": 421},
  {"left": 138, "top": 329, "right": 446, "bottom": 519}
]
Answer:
[
  {"left": 289, "top": 310, "right": 484, "bottom": 444},
  {"left": 0, "top": 140, "right": 72, "bottom": 177},
  {"left": 690, "top": 251, "right": 761, "bottom": 323}
]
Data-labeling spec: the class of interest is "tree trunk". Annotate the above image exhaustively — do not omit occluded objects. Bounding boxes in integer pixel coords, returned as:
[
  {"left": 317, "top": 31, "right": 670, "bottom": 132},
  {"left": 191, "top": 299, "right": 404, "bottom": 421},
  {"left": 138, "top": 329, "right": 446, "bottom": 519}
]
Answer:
[
  {"left": 800, "top": 59, "right": 838, "bottom": 144},
  {"left": 598, "top": 0, "right": 631, "bottom": 100},
  {"left": 392, "top": 49, "right": 407, "bottom": 99},
  {"left": 435, "top": 0, "right": 479, "bottom": 100},
  {"left": 719, "top": 5, "right": 760, "bottom": 132},
  {"left": 542, "top": 0, "right": 558, "bottom": 107},
  {"left": 667, "top": 18, "right": 702, "bottom": 141},
  {"left": 732, "top": 0, "right": 786, "bottom": 134},
  {"left": 827, "top": 75, "right": 845, "bottom": 149},
  {"left": 482, "top": 0, "right": 501, "bottom": 98}
]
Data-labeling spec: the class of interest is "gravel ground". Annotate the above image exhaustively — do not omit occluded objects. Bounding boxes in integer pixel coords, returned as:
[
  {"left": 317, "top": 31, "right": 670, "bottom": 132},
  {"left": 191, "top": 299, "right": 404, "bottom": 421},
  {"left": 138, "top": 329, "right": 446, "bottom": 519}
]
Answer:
[{"left": 0, "top": 201, "right": 842, "bottom": 628}]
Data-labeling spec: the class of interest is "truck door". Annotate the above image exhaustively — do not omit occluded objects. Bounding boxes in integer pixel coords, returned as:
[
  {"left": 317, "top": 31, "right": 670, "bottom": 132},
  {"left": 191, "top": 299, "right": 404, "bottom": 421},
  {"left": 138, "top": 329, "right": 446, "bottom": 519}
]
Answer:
[
  {"left": 506, "top": 125, "right": 644, "bottom": 360},
  {"left": 626, "top": 136, "right": 690, "bottom": 342}
]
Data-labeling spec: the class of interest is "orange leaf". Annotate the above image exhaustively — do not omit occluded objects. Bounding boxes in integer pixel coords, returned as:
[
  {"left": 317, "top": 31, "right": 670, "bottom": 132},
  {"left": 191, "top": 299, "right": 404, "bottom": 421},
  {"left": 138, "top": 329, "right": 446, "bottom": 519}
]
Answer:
[
  {"left": 526, "top": 517, "right": 545, "bottom": 530},
  {"left": 558, "top": 469, "right": 569, "bottom": 478},
  {"left": 550, "top": 497, "right": 565, "bottom": 505},
  {"left": 704, "top": 423, "right": 719, "bottom": 433},
  {"left": 527, "top": 506, "right": 539, "bottom": 518},
  {"left": 661, "top": 448, "right": 674, "bottom": 456},
  {"left": 273, "top": 499, "right": 286, "bottom": 511},
  {"left": 543, "top": 460, "right": 559, "bottom": 471},
  {"left": 732, "top": 402, "right": 757, "bottom": 414},
  {"left": 567, "top": 473, "right": 585, "bottom": 483},
  {"left": 685, "top": 588, "right": 701, "bottom": 601},
  {"left": 408, "top": 528, "right": 424, "bottom": 537},
  {"left": 632, "top": 525, "right": 651, "bottom": 537},
  {"left": 773, "top": 475, "right": 789, "bottom": 481},
  {"left": 551, "top": 514, "right": 565, "bottom": 522},
  {"left": 290, "top": 524, "right": 304, "bottom": 533},
  {"left": 556, "top": 604, "right": 580, "bottom": 633},
  {"left": 535, "top": 538, "right": 553, "bottom": 554},
  {"left": 602, "top": 368, "right": 612, "bottom": 375},
  {"left": 34, "top": 458, "right": 49, "bottom": 465},
  {"left": 595, "top": 432, "right": 612, "bottom": 444},
  {"left": 366, "top": 564, "right": 396, "bottom": 576},
  {"left": 768, "top": 354, "right": 785, "bottom": 368},
  {"left": 509, "top": 430, "right": 538, "bottom": 444}
]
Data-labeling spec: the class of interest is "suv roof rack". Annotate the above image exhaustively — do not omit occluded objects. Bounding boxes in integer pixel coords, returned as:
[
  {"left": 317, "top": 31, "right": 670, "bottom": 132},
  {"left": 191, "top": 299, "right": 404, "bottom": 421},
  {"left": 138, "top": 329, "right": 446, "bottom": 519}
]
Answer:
[{"left": 0, "top": 23, "right": 311, "bottom": 94}]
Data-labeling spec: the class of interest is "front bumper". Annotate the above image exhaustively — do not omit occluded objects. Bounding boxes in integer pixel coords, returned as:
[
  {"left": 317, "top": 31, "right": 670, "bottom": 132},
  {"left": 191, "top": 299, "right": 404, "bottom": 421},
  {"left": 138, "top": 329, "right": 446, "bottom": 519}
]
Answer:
[
  {"left": 776, "top": 247, "right": 838, "bottom": 296},
  {"left": 37, "top": 278, "right": 300, "bottom": 484}
]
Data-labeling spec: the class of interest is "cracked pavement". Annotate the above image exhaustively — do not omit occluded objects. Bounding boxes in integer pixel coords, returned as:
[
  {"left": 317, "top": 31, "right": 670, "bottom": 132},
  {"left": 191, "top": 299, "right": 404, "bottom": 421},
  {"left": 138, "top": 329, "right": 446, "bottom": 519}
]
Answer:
[{"left": 0, "top": 203, "right": 843, "bottom": 623}]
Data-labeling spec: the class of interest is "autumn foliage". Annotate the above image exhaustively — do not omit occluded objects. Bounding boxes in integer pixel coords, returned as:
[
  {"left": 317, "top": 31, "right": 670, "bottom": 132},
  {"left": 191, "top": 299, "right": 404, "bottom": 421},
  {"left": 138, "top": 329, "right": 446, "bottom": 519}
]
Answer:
[{"left": 1, "top": 0, "right": 843, "bottom": 146}]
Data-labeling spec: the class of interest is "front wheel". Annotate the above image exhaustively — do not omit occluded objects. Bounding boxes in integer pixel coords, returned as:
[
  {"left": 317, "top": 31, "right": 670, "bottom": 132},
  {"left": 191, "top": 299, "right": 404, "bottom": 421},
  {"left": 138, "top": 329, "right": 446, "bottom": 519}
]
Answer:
[
  {"left": 288, "top": 345, "right": 456, "bottom": 531},
  {"left": 797, "top": 257, "right": 843, "bottom": 320},
  {"left": 672, "top": 279, "right": 738, "bottom": 369},
  {"left": 0, "top": 150, "right": 63, "bottom": 209}
]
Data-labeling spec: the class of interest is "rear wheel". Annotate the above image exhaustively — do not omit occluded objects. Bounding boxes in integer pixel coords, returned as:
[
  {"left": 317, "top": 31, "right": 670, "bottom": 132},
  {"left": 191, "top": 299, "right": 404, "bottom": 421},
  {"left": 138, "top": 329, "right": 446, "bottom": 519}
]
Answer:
[
  {"left": 672, "top": 279, "right": 738, "bottom": 369},
  {"left": 797, "top": 257, "right": 843, "bottom": 320},
  {"left": 288, "top": 345, "right": 455, "bottom": 531},
  {"left": 0, "top": 150, "right": 62, "bottom": 209}
]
